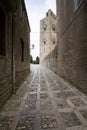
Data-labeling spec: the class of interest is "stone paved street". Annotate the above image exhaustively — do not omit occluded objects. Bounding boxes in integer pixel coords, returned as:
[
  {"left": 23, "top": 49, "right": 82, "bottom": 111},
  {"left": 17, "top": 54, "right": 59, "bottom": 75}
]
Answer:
[{"left": 0, "top": 65, "right": 87, "bottom": 130}]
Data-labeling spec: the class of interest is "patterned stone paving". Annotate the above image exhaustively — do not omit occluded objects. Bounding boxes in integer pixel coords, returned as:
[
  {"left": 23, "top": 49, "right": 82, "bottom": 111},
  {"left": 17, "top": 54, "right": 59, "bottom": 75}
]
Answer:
[
  {"left": 32, "top": 80, "right": 39, "bottom": 84},
  {"left": 40, "top": 93, "right": 49, "bottom": 99},
  {"left": 16, "top": 115, "right": 35, "bottom": 130},
  {"left": 40, "top": 100, "right": 53, "bottom": 110},
  {"left": 11, "top": 94, "right": 23, "bottom": 100},
  {"left": 3, "top": 100, "right": 21, "bottom": 112},
  {"left": 0, "top": 116, "right": 14, "bottom": 130},
  {"left": 41, "top": 113, "right": 58, "bottom": 129},
  {"left": 53, "top": 92, "right": 64, "bottom": 98},
  {"left": 31, "top": 83, "right": 38, "bottom": 88},
  {"left": 55, "top": 99, "right": 70, "bottom": 109},
  {"left": 63, "top": 91, "right": 78, "bottom": 98},
  {"left": 24, "top": 100, "right": 36, "bottom": 111},
  {"left": 28, "top": 87, "right": 37, "bottom": 92},
  {"left": 0, "top": 65, "right": 87, "bottom": 130},
  {"left": 27, "top": 93, "right": 37, "bottom": 100},
  {"left": 71, "top": 98, "right": 86, "bottom": 107},
  {"left": 40, "top": 83, "right": 47, "bottom": 87},
  {"left": 60, "top": 84, "right": 69, "bottom": 90},
  {"left": 40, "top": 79, "right": 46, "bottom": 83},
  {"left": 61, "top": 112, "right": 81, "bottom": 127},
  {"left": 47, "top": 78, "right": 54, "bottom": 83},
  {"left": 40, "top": 87, "right": 48, "bottom": 92},
  {"left": 50, "top": 84, "right": 61, "bottom": 91},
  {"left": 80, "top": 110, "right": 87, "bottom": 120}
]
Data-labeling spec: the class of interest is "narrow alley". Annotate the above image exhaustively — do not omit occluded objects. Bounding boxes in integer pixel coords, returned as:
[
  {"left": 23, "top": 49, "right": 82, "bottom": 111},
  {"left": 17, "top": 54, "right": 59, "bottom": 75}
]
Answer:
[{"left": 0, "top": 65, "right": 87, "bottom": 130}]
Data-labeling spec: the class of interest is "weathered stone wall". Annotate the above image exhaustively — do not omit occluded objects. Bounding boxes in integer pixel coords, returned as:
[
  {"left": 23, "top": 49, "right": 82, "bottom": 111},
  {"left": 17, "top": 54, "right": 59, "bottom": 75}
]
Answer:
[
  {"left": 0, "top": 9, "right": 13, "bottom": 110},
  {"left": 41, "top": 46, "right": 58, "bottom": 73},
  {"left": 0, "top": 0, "right": 30, "bottom": 110},
  {"left": 14, "top": 1, "right": 30, "bottom": 89},
  {"left": 0, "top": 75, "right": 12, "bottom": 110},
  {"left": 57, "top": 0, "right": 87, "bottom": 94}
]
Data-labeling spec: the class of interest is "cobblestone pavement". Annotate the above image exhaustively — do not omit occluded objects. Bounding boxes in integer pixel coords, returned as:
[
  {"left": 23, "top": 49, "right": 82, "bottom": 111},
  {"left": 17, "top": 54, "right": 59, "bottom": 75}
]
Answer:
[{"left": 0, "top": 65, "right": 87, "bottom": 130}]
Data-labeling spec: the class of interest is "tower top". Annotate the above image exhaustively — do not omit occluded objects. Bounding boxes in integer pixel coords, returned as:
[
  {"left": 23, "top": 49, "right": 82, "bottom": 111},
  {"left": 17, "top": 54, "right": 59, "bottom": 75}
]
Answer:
[{"left": 46, "top": 9, "right": 56, "bottom": 18}]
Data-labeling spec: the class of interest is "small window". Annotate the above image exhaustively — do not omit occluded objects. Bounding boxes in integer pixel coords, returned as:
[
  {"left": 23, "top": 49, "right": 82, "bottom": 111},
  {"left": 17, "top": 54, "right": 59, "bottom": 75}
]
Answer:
[
  {"left": 52, "top": 24, "right": 56, "bottom": 31},
  {"left": 43, "top": 24, "right": 47, "bottom": 31},
  {"left": 44, "top": 27, "right": 46, "bottom": 31},
  {"left": 43, "top": 21, "right": 44, "bottom": 24},
  {"left": 44, "top": 41, "right": 46, "bottom": 45},
  {"left": 53, "top": 41, "right": 55, "bottom": 45},
  {"left": 21, "top": 39, "right": 24, "bottom": 62},
  {"left": 46, "top": 12, "right": 48, "bottom": 17},
  {"left": 51, "top": 11, "right": 53, "bottom": 16}
]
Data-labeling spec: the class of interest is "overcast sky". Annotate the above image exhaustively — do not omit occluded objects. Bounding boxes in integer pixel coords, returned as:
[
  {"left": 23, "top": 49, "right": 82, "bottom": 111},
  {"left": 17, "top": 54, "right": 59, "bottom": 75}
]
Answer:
[{"left": 25, "top": 0, "right": 56, "bottom": 60}]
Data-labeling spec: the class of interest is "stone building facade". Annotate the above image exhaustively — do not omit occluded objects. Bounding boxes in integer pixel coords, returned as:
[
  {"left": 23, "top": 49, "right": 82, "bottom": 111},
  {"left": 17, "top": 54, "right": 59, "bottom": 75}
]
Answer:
[
  {"left": 40, "top": 9, "right": 57, "bottom": 72},
  {"left": 56, "top": 0, "right": 87, "bottom": 94},
  {"left": 0, "top": 0, "right": 30, "bottom": 110}
]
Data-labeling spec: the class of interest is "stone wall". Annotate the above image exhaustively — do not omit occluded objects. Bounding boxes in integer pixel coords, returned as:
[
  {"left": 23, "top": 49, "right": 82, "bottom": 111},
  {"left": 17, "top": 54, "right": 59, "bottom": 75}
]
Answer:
[
  {"left": 0, "top": 75, "right": 12, "bottom": 110},
  {"left": 41, "top": 46, "right": 58, "bottom": 73},
  {"left": 15, "top": 69, "right": 29, "bottom": 90},
  {"left": 57, "top": 0, "right": 87, "bottom": 94},
  {"left": 0, "top": 0, "right": 30, "bottom": 110},
  {"left": 14, "top": 1, "right": 30, "bottom": 89}
]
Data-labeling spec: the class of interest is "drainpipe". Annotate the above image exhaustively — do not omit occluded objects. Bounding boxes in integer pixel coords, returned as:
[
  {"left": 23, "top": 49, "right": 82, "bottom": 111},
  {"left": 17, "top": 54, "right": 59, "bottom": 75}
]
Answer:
[{"left": 12, "top": 14, "right": 16, "bottom": 93}]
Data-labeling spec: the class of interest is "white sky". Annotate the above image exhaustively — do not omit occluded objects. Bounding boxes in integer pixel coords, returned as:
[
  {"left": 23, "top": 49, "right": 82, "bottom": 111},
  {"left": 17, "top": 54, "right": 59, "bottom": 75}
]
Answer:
[{"left": 25, "top": 0, "right": 56, "bottom": 60}]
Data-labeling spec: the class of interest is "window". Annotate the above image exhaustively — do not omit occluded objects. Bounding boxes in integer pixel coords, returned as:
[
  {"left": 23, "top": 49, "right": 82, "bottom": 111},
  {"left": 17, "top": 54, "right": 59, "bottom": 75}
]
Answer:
[
  {"left": 53, "top": 41, "right": 55, "bottom": 45},
  {"left": 52, "top": 24, "right": 56, "bottom": 31},
  {"left": 42, "top": 38, "right": 46, "bottom": 44},
  {"left": 43, "top": 21, "right": 44, "bottom": 24},
  {"left": 51, "top": 11, "right": 53, "bottom": 16},
  {"left": 44, "top": 41, "right": 46, "bottom": 45},
  {"left": 21, "top": 39, "right": 24, "bottom": 62},
  {"left": 46, "top": 12, "right": 48, "bottom": 17},
  {"left": 53, "top": 38, "right": 56, "bottom": 45},
  {"left": 74, "top": 0, "right": 84, "bottom": 11},
  {"left": 44, "top": 27, "right": 46, "bottom": 31},
  {"left": 0, "top": 7, "right": 6, "bottom": 56},
  {"left": 43, "top": 24, "right": 47, "bottom": 31}
]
